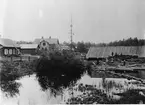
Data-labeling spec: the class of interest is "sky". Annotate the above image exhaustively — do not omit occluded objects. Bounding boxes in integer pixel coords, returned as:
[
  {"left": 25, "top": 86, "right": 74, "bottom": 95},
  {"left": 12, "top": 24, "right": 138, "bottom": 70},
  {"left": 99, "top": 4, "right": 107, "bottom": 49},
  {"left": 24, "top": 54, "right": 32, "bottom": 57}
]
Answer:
[{"left": 0, "top": 0, "right": 145, "bottom": 43}]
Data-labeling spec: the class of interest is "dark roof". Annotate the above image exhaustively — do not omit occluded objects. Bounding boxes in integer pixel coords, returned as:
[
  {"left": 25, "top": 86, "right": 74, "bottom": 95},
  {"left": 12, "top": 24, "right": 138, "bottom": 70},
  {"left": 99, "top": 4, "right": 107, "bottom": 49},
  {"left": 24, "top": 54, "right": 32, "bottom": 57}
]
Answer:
[
  {"left": 34, "top": 38, "right": 59, "bottom": 44},
  {"left": 86, "top": 46, "right": 145, "bottom": 58},
  {"left": 0, "top": 38, "right": 20, "bottom": 47}
]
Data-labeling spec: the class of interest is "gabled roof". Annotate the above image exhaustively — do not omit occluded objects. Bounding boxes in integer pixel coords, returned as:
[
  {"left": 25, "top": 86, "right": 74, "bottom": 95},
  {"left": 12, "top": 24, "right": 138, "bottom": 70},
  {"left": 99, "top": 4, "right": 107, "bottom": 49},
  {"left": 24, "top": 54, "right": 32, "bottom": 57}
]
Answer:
[
  {"left": 34, "top": 38, "right": 59, "bottom": 44},
  {"left": 20, "top": 44, "right": 38, "bottom": 49},
  {"left": 0, "top": 38, "right": 20, "bottom": 47},
  {"left": 86, "top": 46, "right": 145, "bottom": 58}
]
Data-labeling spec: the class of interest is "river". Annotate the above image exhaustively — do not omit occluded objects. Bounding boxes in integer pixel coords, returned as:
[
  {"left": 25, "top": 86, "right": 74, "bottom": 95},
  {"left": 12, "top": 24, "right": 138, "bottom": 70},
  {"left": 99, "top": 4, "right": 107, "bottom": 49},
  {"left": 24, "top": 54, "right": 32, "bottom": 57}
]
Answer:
[{"left": 1, "top": 73, "right": 145, "bottom": 105}]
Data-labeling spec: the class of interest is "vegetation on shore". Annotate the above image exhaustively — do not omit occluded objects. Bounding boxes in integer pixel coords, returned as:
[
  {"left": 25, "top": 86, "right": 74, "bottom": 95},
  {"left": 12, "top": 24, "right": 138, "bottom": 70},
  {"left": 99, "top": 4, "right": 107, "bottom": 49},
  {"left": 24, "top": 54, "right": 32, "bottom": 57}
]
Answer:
[
  {"left": 0, "top": 60, "right": 36, "bottom": 97},
  {"left": 0, "top": 50, "right": 89, "bottom": 96},
  {"left": 67, "top": 84, "right": 145, "bottom": 104},
  {"left": 0, "top": 49, "right": 145, "bottom": 104},
  {"left": 35, "top": 50, "right": 88, "bottom": 95}
]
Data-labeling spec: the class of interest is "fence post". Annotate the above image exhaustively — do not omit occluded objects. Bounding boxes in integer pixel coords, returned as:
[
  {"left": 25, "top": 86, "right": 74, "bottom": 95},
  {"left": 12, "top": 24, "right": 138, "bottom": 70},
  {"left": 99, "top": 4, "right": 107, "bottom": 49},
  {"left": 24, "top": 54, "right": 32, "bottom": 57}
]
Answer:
[
  {"left": 11, "top": 56, "right": 12, "bottom": 61},
  {"left": 28, "top": 56, "right": 30, "bottom": 61},
  {"left": 20, "top": 56, "right": 22, "bottom": 61}
]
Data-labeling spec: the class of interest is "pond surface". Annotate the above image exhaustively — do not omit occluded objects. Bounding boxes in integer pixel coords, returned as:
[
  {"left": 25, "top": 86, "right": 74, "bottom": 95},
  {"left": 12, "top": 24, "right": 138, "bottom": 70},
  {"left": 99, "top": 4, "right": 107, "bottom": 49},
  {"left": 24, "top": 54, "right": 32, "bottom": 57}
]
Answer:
[{"left": 1, "top": 73, "right": 145, "bottom": 105}]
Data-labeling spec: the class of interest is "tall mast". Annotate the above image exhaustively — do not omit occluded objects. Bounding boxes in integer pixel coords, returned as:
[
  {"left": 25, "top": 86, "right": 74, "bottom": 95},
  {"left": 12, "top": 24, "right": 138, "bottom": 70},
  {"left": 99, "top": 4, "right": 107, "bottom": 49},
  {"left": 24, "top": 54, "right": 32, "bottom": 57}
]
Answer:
[{"left": 70, "top": 15, "right": 74, "bottom": 50}]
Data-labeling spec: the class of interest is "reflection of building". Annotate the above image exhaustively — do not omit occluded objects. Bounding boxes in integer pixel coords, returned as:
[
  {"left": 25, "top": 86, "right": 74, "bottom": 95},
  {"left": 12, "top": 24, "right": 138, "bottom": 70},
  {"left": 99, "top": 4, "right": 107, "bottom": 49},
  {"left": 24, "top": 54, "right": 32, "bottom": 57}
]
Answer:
[{"left": 0, "top": 38, "right": 20, "bottom": 56}]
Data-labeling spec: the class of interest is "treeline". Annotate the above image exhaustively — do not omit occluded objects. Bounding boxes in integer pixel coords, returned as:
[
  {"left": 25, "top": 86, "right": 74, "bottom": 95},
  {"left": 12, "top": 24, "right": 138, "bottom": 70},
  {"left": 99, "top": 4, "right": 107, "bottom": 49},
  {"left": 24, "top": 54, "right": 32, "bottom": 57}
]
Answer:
[
  {"left": 16, "top": 37, "right": 145, "bottom": 53},
  {"left": 64, "top": 37, "right": 145, "bottom": 53},
  {"left": 97, "top": 37, "right": 145, "bottom": 47},
  {"left": 63, "top": 41, "right": 96, "bottom": 53}
]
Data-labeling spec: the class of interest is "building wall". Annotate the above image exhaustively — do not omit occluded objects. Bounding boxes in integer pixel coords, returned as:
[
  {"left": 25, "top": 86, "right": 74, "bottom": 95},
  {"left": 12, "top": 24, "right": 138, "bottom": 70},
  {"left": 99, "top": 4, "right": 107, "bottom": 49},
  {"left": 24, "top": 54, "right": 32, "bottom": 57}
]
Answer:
[
  {"left": 21, "top": 49, "right": 37, "bottom": 55},
  {"left": 87, "top": 46, "right": 145, "bottom": 58},
  {"left": 0, "top": 48, "right": 3, "bottom": 56},
  {"left": 0, "top": 47, "right": 20, "bottom": 56},
  {"left": 38, "top": 40, "right": 49, "bottom": 51},
  {"left": 37, "top": 40, "right": 59, "bottom": 52}
]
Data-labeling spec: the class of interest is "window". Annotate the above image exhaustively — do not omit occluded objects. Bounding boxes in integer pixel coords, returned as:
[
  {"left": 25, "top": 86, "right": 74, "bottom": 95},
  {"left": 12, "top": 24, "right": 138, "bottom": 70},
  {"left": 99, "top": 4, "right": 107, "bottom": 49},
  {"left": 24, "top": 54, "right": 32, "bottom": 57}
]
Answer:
[
  {"left": 43, "top": 42, "right": 46, "bottom": 46},
  {"left": 13, "top": 49, "right": 15, "bottom": 54},
  {"left": 17, "top": 49, "right": 20, "bottom": 54},
  {"left": 9, "top": 49, "right": 12, "bottom": 55},
  {"left": 4, "top": 49, "right": 8, "bottom": 55}
]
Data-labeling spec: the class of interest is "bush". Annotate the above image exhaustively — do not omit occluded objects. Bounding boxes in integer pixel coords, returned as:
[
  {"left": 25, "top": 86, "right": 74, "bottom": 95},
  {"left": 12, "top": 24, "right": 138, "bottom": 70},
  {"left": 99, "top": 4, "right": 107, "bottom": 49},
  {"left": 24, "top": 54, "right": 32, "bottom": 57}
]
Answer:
[
  {"left": 0, "top": 61, "right": 21, "bottom": 97},
  {"left": 35, "top": 50, "right": 87, "bottom": 94},
  {"left": 0, "top": 60, "right": 36, "bottom": 97}
]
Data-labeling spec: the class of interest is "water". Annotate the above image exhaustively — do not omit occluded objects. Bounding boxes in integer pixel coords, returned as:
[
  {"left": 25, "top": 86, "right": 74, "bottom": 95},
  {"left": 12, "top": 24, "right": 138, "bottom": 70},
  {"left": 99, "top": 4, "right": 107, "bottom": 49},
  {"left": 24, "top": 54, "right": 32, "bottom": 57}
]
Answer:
[
  {"left": 0, "top": 75, "right": 64, "bottom": 105},
  {"left": 1, "top": 73, "right": 145, "bottom": 105}
]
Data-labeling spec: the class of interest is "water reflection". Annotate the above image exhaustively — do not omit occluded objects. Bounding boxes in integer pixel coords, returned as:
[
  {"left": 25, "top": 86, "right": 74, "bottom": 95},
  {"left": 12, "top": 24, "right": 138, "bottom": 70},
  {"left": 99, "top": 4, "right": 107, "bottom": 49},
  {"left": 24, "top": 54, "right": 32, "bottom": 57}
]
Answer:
[
  {"left": 0, "top": 75, "right": 65, "bottom": 105},
  {"left": 76, "top": 74, "right": 145, "bottom": 99},
  {"left": 66, "top": 74, "right": 145, "bottom": 104},
  {"left": 0, "top": 73, "right": 145, "bottom": 104},
  {"left": 35, "top": 57, "right": 86, "bottom": 95},
  {"left": 0, "top": 58, "right": 145, "bottom": 104},
  {"left": 0, "top": 61, "right": 21, "bottom": 97}
]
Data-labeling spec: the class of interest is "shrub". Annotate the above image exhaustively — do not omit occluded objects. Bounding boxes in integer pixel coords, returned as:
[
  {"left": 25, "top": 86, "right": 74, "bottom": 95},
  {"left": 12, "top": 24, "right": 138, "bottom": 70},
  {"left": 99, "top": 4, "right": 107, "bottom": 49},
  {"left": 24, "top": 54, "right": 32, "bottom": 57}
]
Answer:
[
  {"left": 0, "top": 61, "right": 21, "bottom": 97},
  {"left": 35, "top": 50, "right": 87, "bottom": 94}
]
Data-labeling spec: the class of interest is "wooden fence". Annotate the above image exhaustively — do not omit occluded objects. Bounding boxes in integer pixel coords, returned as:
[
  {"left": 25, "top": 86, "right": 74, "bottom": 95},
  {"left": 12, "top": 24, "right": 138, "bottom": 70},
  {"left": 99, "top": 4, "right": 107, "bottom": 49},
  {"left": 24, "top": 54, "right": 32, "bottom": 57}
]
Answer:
[{"left": 0, "top": 55, "right": 40, "bottom": 62}]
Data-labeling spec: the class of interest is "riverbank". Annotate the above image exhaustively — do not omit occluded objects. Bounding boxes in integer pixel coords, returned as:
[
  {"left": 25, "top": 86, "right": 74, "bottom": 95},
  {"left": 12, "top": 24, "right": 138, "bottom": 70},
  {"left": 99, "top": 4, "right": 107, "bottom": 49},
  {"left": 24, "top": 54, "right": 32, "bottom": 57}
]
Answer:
[
  {"left": 0, "top": 53, "right": 145, "bottom": 104},
  {"left": 0, "top": 60, "right": 37, "bottom": 97}
]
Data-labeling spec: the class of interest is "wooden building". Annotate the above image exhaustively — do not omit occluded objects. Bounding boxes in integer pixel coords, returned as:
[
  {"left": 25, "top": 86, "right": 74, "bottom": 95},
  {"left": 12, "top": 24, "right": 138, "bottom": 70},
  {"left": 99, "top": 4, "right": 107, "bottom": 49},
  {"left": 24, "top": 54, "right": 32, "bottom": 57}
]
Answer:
[
  {"left": 86, "top": 46, "right": 145, "bottom": 59},
  {"left": 19, "top": 37, "right": 60, "bottom": 55},
  {"left": 0, "top": 38, "right": 20, "bottom": 57},
  {"left": 34, "top": 37, "right": 59, "bottom": 52},
  {"left": 20, "top": 44, "right": 38, "bottom": 55}
]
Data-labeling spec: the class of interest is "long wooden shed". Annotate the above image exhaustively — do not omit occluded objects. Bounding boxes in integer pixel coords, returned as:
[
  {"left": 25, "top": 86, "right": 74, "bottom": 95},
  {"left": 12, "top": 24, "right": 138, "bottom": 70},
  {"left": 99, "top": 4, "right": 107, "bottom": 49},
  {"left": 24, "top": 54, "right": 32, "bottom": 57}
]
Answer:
[{"left": 86, "top": 46, "right": 145, "bottom": 59}]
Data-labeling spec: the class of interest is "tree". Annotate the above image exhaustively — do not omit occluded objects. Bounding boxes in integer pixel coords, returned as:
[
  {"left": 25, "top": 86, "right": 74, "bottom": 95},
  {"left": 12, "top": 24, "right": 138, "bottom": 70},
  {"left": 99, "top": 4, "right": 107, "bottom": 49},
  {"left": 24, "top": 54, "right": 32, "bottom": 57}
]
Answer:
[
  {"left": 97, "top": 37, "right": 145, "bottom": 46},
  {"left": 76, "top": 42, "right": 88, "bottom": 53}
]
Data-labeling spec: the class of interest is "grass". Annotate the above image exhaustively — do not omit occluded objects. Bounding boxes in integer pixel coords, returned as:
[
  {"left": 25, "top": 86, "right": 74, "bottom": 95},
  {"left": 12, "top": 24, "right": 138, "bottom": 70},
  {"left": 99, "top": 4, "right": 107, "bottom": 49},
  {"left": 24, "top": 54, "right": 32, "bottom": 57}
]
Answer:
[
  {"left": 114, "top": 89, "right": 145, "bottom": 104},
  {"left": 67, "top": 84, "right": 145, "bottom": 104}
]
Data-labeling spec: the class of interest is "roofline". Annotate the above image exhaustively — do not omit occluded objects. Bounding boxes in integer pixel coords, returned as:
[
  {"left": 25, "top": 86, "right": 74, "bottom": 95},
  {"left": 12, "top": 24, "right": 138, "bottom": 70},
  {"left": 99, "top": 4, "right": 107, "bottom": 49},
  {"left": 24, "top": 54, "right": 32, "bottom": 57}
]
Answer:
[
  {"left": 21, "top": 48, "right": 37, "bottom": 49},
  {"left": 3, "top": 46, "right": 21, "bottom": 48}
]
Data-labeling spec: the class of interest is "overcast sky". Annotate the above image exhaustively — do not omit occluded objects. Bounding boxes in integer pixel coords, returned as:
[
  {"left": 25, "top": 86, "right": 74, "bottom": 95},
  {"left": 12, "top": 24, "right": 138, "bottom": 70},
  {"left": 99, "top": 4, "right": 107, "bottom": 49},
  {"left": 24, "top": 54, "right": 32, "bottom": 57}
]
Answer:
[{"left": 0, "top": 0, "right": 145, "bottom": 43}]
